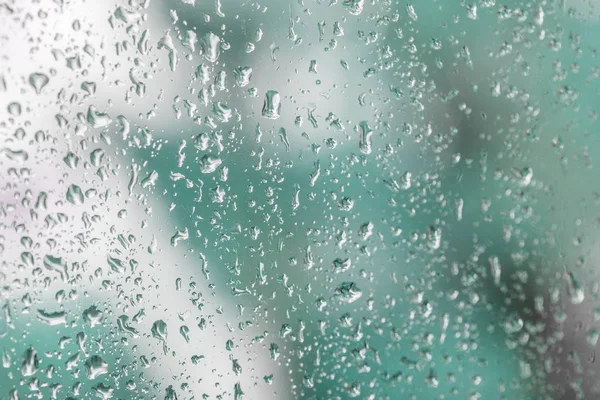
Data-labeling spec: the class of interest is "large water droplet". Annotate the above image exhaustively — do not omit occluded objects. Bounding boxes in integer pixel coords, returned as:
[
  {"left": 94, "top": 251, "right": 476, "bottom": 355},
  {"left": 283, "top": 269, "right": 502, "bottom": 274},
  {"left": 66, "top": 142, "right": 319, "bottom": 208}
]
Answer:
[
  {"left": 1, "top": 148, "right": 28, "bottom": 163},
  {"left": 358, "top": 121, "right": 373, "bottom": 154},
  {"left": 37, "top": 309, "right": 67, "bottom": 326},
  {"left": 333, "top": 258, "right": 352, "bottom": 273},
  {"left": 343, "top": 0, "right": 365, "bottom": 15},
  {"left": 66, "top": 184, "right": 84, "bottom": 205},
  {"left": 566, "top": 270, "right": 584, "bottom": 304},
  {"left": 21, "top": 348, "right": 39, "bottom": 377},
  {"left": 233, "top": 66, "right": 252, "bottom": 87},
  {"left": 212, "top": 102, "right": 232, "bottom": 122},
  {"left": 28, "top": 73, "right": 49, "bottom": 94},
  {"left": 85, "top": 355, "right": 109, "bottom": 379},
  {"left": 83, "top": 305, "right": 103, "bottom": 327},
  {"left": 199, "top": 154, "right": 222, "bottom": 174},
  {"left": 334, "top": 282, "right": 362, "bottom": 303},
  {"left": 262, "top": 90, "right": 281, "bottom": 120},
  {"left": 151, "top": 320, "right": 168, "bottom": 354},
  {"left": 201, "top": 32, "right": 221, "bottom": 62},
  {"left": 87, "top": 106, "right": 112, "bottom": 129}
]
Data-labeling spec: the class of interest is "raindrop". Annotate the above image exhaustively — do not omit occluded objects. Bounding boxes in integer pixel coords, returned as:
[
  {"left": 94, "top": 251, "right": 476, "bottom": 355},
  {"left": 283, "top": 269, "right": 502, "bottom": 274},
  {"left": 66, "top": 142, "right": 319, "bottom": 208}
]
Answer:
[
  {"left": 233, "top": 66, "right": 252, "bottom": 87},
  {"left": 83, "top": 305, "right": 103, "bottom": 327},
  {"left": 28, "top": 72, "right": 49, "bottom": 94},
  {"left": 334, "top": 282, "right": 362, "bottom": 303},
  {"left": 358, "top": 121, "right": 373, "bottom": 154},
  {"left": 199, "top": 154, "right": 222, "bottom": 174},
  {"left": 85, "top": 355, "right": 109, "bottom": 379},
  {"left": 201, "top": 32, "right": 221, "bottom": 62},
  {"left": 37, "top": 309, "right": 67, "bottom": 326},
  {"left": 151, "top": 320, "right": 168, "bottom": 354},
  {"left": 343, "top": 0, "right": 365, "bottom": 15},
  {"left": 7, "top": 102, "right": 21, "bottom": 116},
  {"left": 262, "top": 90, "right": 281, "bottom": 120},
  {"left": 21, "top": 348, "right": 39, "bottom": 377}
]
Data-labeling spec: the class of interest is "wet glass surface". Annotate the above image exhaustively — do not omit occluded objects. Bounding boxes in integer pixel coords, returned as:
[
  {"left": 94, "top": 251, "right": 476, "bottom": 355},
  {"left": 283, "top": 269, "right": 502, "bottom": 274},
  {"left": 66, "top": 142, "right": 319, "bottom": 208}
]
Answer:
[{"left": 2, "top": 0, "right": 600, "bottom": 399}]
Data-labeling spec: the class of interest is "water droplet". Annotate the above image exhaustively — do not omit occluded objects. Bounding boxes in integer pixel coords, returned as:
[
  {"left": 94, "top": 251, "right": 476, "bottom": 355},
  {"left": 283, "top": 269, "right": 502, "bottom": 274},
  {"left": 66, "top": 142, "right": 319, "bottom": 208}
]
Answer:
[
  {"left": 83, "top": 305, "right": 103, "bottom": 327},
  {"left": 358, "top": 222, "right": 374, "bottom": 240},
  {"left": 338, "top": 196, "right": 354, "bottom": 211},
  {"left": 588, "top": 328, "right": 599, "bottom": 347},
  {"left": 43, "top": 255, "right": 68, "bottom": 280},
  {"left": 7, "top": 102, "right": 21, "bottom": 116},
  {"left": 212, "top": 102, "right": 232, "bottom": 122},
  {"left": 269, "top": 343, "right": 280, "bottom": 360},
  {"left": 504, "top": 315, "right": 523, "bottom": 334},
  {"left": 233, "top": 66, "right": 252, "bottom": 87},
  {"left": 1, "top": 148, "right": 28, "bottom": 163},
  {"left": 28, "top": 73, "right": 49, "bottom": 94},
  {"left": 21, "top": 347, "right": 39, "bottom": 377},
  {"left": 466, "top": 3, "right": 478, "bottom": 19},
  {"left": 165, "top": 385, "right": 178, "bottom": 400},
  {"left": 201, "top": 32, "right": 221, "bottom": 62},
  {"left": 262, "top": 90, "right": 281, "bottom": 120},
  {"left": 343, "top": 0, "right": 365, "bottom": 15},
  {"left": 158, "top": 31, "right": 179, "bottom": 72},
  {"left": 87, "top": 106, "right": 112, "bottom": 129},
  {"left": 566, "top": 270, "right": 584, "bottom": 304},
  {"left": 81, "top": 81, "right": 96, "bottom": 95},
  {"left": 333, "top": 258, "right": 351, "bottom": 273},
  {"left": 117, "top": 315, "right": 139, "bottom": 338},
  {"left": 232, "top": 358, "right": 242, "bottom": 376},
  {"left": 90, "top": 149, "right": 104, "bottom": 167},
  {"left": 199, "top": 154, "right": 222, "bottom": 174},
  {"left": 85, "top": 355, "right": 109, "bottom": 379},
  {"left": 234, "top": 383, "right": 244, "bottom": 400},
  {"left": 151, "top": 320, "right": 168, "bottom": 354},
  {"left": 427, "top": 226, "right": 442, "bottom": 250},
  {"left": 114, "top": 6, "right": 141, "bottom": 23},
  {"left": 358, "top": 121, "right": 373, "bottom": 154},
  {"left": 334, "top": 282, "right": 362, "bottom": 303},
  {"left": 37, "top": 309, "right": 67, "bottom": 326},
  {"left": 406, "top": 3, "right": 418, "bottom": 21},
  {"left": 180, "top": 325, "right": 190, "bottom": 342},
  {"left": 489, "top": 256, "right": 502, "bottom": 285},
  {"left": 181, "top": 30, "right": 197, "bottom": 52},
  {"left": 94, "top": 383, "right": 114, "bottom": 399}
]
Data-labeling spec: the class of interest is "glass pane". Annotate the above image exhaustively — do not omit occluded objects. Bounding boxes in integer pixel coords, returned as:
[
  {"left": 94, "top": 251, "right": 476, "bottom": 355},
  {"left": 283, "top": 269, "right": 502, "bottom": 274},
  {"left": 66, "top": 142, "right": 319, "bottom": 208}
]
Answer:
[{"left": 1, "top": 0, "right": 599, "bottom": 399}]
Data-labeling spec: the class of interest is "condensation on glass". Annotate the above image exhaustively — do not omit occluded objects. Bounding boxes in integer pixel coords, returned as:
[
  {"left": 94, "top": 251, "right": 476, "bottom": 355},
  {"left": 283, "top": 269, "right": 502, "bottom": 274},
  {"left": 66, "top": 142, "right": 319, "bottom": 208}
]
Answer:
[{"left": 1, "top": 0, "right": 600, "bottom": 399}]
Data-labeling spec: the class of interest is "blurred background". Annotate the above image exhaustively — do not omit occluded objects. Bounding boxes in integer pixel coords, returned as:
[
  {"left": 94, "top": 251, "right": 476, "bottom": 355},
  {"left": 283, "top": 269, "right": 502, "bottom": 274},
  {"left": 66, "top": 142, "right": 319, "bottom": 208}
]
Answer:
[{"left": 1, "top": 0, "right": 600, "bottom": 398}]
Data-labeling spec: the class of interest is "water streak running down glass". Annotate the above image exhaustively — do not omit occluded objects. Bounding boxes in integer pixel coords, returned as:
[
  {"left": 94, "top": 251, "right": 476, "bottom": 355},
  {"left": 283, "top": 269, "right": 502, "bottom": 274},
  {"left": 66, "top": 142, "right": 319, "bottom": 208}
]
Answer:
[{"left": 1, "top": 0, "right": 600, "bottom": 399}]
